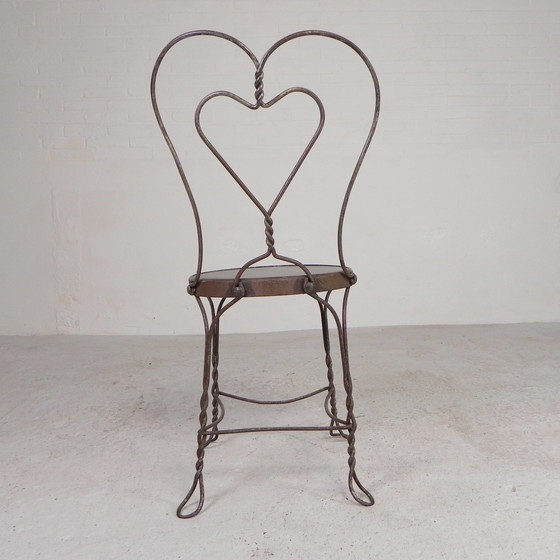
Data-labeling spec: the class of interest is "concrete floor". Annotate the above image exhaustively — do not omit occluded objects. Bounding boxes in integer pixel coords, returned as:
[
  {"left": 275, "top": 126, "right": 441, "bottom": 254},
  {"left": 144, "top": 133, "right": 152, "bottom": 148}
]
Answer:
[{"left": 1, "top": 323, "right": 559, "bottom": 559}]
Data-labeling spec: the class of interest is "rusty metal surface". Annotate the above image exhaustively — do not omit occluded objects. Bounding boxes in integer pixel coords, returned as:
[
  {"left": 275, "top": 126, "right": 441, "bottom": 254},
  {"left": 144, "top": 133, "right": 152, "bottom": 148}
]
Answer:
[
  {"left": 151, "top": 30, "right": 380, "bottom": 518},
  {"left": 189, "top": 264, "right": 353, "bottom": 297}
]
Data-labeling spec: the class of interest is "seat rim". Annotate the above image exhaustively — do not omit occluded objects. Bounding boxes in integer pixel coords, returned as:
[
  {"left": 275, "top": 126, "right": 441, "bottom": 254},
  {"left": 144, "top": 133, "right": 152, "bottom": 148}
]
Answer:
[{"left": 188, "top": 264, "right": 354, "bottom": 298}]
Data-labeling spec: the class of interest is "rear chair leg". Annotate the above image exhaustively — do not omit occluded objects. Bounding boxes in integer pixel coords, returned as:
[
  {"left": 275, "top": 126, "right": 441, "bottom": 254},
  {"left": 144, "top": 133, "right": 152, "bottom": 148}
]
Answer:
[{"left": 318, "top": 295, "right": 344, "bottom": 437}]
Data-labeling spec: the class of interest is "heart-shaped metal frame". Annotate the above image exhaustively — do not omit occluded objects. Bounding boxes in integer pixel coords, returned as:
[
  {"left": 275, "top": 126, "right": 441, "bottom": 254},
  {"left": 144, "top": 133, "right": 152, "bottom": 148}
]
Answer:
[
  {"left": 151, "top": 30, "right": 380, "bottom": 290},
  {"left": 195, "top": 87, "right": 324, "bottom": 223}
]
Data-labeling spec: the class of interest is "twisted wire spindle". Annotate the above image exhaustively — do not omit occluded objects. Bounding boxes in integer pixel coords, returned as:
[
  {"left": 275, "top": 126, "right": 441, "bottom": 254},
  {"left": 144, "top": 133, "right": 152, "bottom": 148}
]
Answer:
[
  {"left": 264, "top": 215, "right": 275, "bottom": 250},
  {"left": 319, "top": 301, "right": 341, "bottom": 435},
  {"left": 209, "top": 326, "right": 221, "bottom": 442},
  {"left": 254, "top": 69, "right": 264, "bottom": 107}
]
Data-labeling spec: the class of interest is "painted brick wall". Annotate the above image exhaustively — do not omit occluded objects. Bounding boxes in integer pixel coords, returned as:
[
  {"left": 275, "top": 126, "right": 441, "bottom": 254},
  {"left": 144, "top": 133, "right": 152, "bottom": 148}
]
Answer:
[{"left": 1, "top": 0, "right": 559, "bottom": 334}]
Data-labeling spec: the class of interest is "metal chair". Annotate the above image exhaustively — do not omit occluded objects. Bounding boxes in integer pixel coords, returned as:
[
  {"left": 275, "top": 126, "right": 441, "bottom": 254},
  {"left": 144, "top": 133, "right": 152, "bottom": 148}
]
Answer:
[{"left": 150, "top": 30, "right": 381, "bottom": 518}]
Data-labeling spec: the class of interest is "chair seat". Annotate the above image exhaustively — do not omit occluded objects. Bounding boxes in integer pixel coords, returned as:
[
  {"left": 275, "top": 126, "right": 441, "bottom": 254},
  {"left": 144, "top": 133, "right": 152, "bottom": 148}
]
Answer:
[{"left": 189, "top": 264, "right": 354, "bottom": 298}]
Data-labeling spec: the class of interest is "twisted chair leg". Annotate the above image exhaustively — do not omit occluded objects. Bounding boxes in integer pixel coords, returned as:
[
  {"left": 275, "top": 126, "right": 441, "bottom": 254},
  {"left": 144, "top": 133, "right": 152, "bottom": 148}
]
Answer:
[
  {"left": 338, "top": 288, "right": 374, "bottom": 506},
  {"left": 176, "top": 296, "right": 236, "bottom": 519},
  {"left": 310, "top": 287, "right": 374, "bottom": 507},
  {"left": 176, "top": 318, "right": 213, "bottom": 518},
  {"left": 318, "top": 294, "right": 344, "bottom": 437},
  {"left": 208, "top": 299, "right": 225, "bottom": 443}
]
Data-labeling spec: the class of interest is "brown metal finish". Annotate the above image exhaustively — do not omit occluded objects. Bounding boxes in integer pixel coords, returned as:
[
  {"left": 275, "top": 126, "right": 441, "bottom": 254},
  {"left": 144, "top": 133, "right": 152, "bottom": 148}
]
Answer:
[
  {"left": 151, "top": 30, "right": 380, "bottom": 519},
  {"left": 190, "top": 265, "right": 353, "bottom": 298}
]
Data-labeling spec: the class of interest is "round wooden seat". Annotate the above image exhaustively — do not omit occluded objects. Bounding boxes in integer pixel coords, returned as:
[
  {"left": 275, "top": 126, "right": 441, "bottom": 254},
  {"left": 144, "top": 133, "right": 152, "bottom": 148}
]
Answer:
[{"left": 189, "top": 264, "right": 355, "bottom": 298}]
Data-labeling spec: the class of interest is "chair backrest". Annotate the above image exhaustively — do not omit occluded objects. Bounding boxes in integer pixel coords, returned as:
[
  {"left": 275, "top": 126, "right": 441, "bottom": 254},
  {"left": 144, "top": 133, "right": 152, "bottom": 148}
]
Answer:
[{"left": 151, "top": 30, "right": 380, "bottom": 289}]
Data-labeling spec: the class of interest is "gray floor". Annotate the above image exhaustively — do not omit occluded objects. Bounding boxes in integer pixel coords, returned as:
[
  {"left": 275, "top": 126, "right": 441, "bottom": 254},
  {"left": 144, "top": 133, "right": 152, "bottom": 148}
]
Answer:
[{"left": 1, "top": 323, "right": 559, "bottom": 559}]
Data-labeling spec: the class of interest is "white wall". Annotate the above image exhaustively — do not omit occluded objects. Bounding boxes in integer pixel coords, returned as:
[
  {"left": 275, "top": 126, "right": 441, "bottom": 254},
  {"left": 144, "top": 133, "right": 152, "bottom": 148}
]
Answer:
[{"left": 1, "top": 0, "right": 559, "bottom": 335}]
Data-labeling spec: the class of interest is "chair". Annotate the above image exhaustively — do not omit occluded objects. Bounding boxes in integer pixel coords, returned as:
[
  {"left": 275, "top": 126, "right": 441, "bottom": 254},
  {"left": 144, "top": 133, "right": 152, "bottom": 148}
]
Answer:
[{"left": 150, "top": 30, "right": 381, "bottom": 518}]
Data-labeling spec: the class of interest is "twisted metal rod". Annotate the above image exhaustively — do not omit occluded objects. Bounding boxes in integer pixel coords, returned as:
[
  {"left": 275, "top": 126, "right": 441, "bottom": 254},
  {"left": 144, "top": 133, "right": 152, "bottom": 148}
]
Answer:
[
  {"left": 318, "top": 292, "right": 346, "bottom": 438},
  {"left": 306, "top": 287, "right": 374, "bottom": 507},
  {"left": 254, "top": 69, "right": 264, "bottom": 106},
  {"left": 208, "top": 298, "right": 226, "bottom": 443},
  {"left": 176, "top": 295, "right": 242, "bottom": 519}
]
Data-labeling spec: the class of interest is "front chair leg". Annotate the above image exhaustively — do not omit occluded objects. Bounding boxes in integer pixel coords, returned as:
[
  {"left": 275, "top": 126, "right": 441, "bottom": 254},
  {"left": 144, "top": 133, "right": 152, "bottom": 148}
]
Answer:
[
  {"left": 177, "top": 295, "right": 240, "bottom": 518},
  {"left": 177, "top": 316, "right": 214, "bottom": 518},
  {"left": 338, "top": 288, "right": 374, "bottom": 506},
  {"left": 315, "top": 287, "right": 374, "bottom": 507}
]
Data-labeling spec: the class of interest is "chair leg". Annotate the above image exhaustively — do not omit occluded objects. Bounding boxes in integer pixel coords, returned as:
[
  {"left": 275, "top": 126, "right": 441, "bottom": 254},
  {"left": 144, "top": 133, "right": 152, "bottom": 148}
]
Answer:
[
  {"left": 177, "top": 297, "right": 221, "bottom": 519},
  {"left": 318, "top": 295, "right": 343, "bottom": 437},
  {"left": 176, "top": 296, "right": 238, "bottom": 518},
  {"left": 208, "top": 300, "right": 224, "bottom": 443},
  {"left": 176, "top": 325, "right": 213, "bottom": 518},
  {"left": 313, "top": 288, "right": 374, "bottom": 506},
  {"left": 337, "top": 288, "right": 374, "bottom": 506}
]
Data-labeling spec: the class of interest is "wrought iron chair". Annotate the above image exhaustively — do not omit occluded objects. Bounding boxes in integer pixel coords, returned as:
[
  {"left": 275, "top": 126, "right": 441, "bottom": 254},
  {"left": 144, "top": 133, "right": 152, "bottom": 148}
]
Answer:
[{"left": 151, "top": 30, "right": 381, "bottom": 518}]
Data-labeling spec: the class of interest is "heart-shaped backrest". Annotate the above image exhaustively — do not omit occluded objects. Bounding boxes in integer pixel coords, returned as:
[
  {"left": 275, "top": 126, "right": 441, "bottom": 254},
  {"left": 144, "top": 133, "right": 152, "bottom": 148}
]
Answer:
[
  {"left": 151, "top": 30, "right": 380, "bottom": 285},
  {"left": 195, "top": 87, "right": 324, "bottom": 222}
]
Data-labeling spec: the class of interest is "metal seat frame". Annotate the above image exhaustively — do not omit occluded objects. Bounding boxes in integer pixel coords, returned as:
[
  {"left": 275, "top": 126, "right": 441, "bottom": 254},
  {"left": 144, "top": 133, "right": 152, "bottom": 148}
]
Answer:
[{"left": 151, "top": 30, "right": 381, "bottom": 518}]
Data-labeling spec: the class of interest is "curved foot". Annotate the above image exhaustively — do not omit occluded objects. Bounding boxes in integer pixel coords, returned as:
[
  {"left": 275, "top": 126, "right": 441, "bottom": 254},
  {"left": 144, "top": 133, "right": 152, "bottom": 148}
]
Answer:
[
  {"left": 176, "top": 474, "right": 205, "bottom": 519},
  {"left": 348, "top": 470, "right": 374, "bottom": 506}
]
